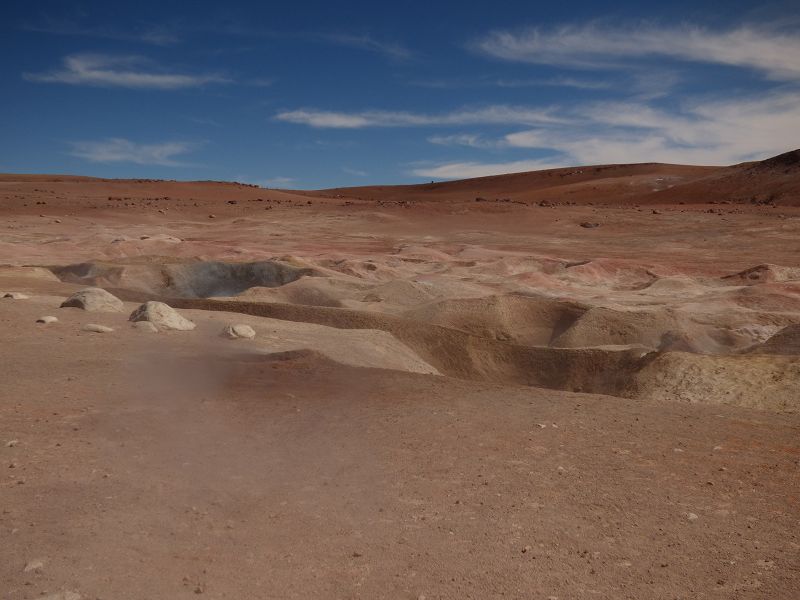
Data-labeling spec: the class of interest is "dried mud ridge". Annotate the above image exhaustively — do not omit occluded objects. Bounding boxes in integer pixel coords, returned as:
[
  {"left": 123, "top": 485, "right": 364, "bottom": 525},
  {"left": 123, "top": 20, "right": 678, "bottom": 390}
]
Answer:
[{"left": 46, "top": 257, "right": 800, "bottom": 412}]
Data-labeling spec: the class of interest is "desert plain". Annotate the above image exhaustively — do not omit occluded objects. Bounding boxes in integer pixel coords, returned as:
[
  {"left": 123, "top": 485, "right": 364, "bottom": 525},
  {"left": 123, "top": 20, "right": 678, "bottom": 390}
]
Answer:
[{"left": 1, "top": 151, "right": 800, "bottom": 599}]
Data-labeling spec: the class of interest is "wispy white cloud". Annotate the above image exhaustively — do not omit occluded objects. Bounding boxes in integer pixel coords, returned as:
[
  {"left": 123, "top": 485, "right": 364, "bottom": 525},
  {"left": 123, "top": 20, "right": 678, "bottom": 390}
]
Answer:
[
  {"left": 21, "top": 18, "right": 179, "bottom": 45},
  {"left": 502, "top": 91, "right": 800, "bottom": 165},
  {"left": 69, "top": 138, "right": 199, "bottom": 166},
  {"left": 408, "top": 75, "right": 612, "bottom": 90},
  {"left": 476, "top": 23, "right": 800, "bottom": 81},
  {"left": 260, "top": 176, "right": 295, "bottom": 187},
  {"left": 275, "top": 105, "right": 564, "bottom": 128},
  {"left": 411, "top": 159, "right": 564, "bottom": 180},
  {"left": 315, "top": 33, "right": 411, "bottom": 60},
  {"left": 427, "top": 133, "right": 499, "bottom": 149},
  {"left": 25, "top": 54, "right": 230, "bottom": 89},
  {"left": 342, "top": 167, "right": 368, "bottom": 177}
]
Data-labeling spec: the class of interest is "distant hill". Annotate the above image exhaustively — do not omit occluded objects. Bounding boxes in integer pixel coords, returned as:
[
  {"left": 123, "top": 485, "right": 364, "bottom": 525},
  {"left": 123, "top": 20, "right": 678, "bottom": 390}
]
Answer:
[{"left": 316, "top": 149, "right": 800, "bottom": 206}]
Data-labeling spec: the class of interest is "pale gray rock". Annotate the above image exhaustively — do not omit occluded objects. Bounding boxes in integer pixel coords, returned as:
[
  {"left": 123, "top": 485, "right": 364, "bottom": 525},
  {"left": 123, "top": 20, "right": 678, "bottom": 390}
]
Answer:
[
  {"left": 82, "top": 324, "right": 114, "bottom": 333},
  {"left": 222, "top": 324, "right": 256, "bottom": 339},
  {"left": 36, "top": 316, "right": 58, "bottom": 324},
  {"left": 128, "top": 301, "right": 195, "bottom": 331},
  {"left": 60, "top": 288, "right": 124, "bottom": 312},
  {"left": 23, "top": 558, "right": 44, "bottom": 572},
  {"left": 39, "top": 593, "right": 81, "bottom": 600},
  {"left": 3, "top": 292, "right": 30, "bottom": 299}
]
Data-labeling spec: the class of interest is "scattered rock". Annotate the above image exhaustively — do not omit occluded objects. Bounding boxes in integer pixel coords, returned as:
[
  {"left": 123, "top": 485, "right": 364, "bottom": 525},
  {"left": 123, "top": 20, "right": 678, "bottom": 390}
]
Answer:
[
  {"left": 132, "top": 321, "right": 159, "bottom": 333},
  {"left": 580, "top": 222, "right": 600, "bottom": 228},
  {"left": 3, "top": 292, "right": 30, "bottom": 299},
  {"left": 60, "top": 288, "right": 124, "bottom": 312},
  {"left": 82, "top": 324, "right": 114, "bottom": 333},
  {"left": 6, "top": 439, "right": 18, "bottom": 447},
  {"left": 129, "top": 301, "right": 195, "bottom": 331},
  {"left": 39, "top": 593, "right": 81, "bottom": 600},
  {"left": 36, "top": 316, "right": 58, "bottom": 324},
  {"left": 222, "top": 324, "right": 256, "bottom": 339},
  {"left": 23, "top": 558, "right": 44, "bottom": 572},
  {"left": 686, "top": 512, "right": 699, "bottom": 521}
]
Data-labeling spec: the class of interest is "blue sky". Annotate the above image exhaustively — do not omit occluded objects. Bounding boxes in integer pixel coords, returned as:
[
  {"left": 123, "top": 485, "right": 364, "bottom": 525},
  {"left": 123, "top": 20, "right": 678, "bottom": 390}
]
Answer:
[{"left": 1, "top": 1, "right": 799, "bottom": 188}]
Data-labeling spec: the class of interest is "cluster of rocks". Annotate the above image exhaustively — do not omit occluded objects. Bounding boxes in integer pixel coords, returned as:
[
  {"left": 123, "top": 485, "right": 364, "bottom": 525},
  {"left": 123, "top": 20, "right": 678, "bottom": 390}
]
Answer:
[{"left": 10, "top": 286, "right": 257, "bottom": 339}]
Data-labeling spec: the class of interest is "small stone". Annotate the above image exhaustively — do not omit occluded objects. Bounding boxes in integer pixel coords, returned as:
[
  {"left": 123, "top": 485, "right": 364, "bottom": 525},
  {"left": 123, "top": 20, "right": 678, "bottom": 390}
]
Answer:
[
  {"left": 686, "top": 512, "right": 699, "bottom": 521},
  {"left": 3, "top": 292, "right": 30, "bottom": 299},
  {"left": 6, "top": 439, "right": 18, "bottom": 447},
  {"left": 36, "top": 316, "right": 58, "bottom": 324},
  {"left": 82, "top": 324, "right": 114, "bottom": 333},
  {"left": 221, "top": 324, "right": 256, "bottom": 339},
  {"left": 23, "top": 558, "right": 44, "bottom": 572},
  {"left": 579, "top": 222, "right": 600, "bottom": 228},
  {"left": 39, "top": 593, "right": 81, "bottom": 600}
]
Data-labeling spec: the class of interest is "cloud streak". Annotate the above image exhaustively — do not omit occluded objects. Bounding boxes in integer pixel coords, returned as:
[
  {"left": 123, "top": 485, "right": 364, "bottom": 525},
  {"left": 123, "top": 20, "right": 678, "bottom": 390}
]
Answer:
[
  {"left": 21, "top": 17, "right": 179, "bottom": 45},
  {"left": 275, "top": 105, "right": 564, "bottom": 128},
  {"left": 69, "top": 138, "right": 199, "bottom": 166},
  {"left": 475, "top": 23, "right": 800, "bottom": 81},
  {"left": 502, "top": 91, "right": 800, "bottom": 165},
  {"left": 25, "top": 54, "right": 229, "bottom": 89},
  {"left": 411, "top": 159, "right": 564, "bottom": 179}
]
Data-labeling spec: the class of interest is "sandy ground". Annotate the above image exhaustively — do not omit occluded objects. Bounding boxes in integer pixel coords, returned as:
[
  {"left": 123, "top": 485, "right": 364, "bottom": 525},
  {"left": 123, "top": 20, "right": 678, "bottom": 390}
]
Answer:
[{"left": 1, "top": 157, "right": 800, "bottom": 598}]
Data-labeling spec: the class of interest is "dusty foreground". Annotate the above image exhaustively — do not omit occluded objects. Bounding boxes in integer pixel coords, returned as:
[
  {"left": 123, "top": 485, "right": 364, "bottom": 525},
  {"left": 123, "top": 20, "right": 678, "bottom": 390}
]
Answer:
[{"left": 2, "top": 158, "right": 800, "bottom": 599}]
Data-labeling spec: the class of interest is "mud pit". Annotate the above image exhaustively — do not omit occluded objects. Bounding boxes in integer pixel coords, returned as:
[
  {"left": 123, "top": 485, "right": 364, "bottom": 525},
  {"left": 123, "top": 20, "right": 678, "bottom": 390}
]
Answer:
[
  {"left": 2, "top": 164, "right": 800, "bottom": 598},
  {"left": 50, "top": 259, "right": 315, "bottom": 298},
  {"left": 41, "top": 255, "right": 800, "bottom": 407}
]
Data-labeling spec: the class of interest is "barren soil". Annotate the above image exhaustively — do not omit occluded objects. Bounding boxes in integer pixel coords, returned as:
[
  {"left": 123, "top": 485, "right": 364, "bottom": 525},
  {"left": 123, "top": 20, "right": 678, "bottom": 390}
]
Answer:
[{"left": 2, "top": 154, "right": 799, "bottom": 599}]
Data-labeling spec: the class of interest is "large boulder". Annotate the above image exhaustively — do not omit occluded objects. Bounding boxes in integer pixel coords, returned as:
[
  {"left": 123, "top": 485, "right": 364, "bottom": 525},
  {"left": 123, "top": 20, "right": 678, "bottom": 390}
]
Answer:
[
  {"left": 128, "top": 301, "right": 195, "bottom": 331},
  {"left": 61, "top": 288, "right": 124, "bottom": 312}
]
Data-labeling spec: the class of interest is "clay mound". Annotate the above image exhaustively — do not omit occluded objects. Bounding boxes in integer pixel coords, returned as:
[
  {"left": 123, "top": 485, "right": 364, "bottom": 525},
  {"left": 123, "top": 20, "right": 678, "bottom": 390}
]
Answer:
[
  {"left": 50, "top": 260, "right": 316, "bottom": 298},
  {"left": 750, "top": 324, "right": 800, "bottom": 355},
  {"left": 725, "top": 283, "right": 800, "bottom": 311},
  {"left": 233, "top": 277, "right": 358, "bottom": 308},
  {"left": 362, "top": 279, "right": 440, "bottom": 308},
  {"left": 553, "top": 306, "right": 677, "bottom": 349},
  {"left": 166, "top": 297, "right": 650, "bottom": 394},
  {"left": 317, "top": 258, "right": 403, "bottom": 281},
  {"left": 562, "top": 260, "right": 658, "bottom": 291},
  {"left": 722, "top": 264, "right": 800, "bottom": 285},
  {"left": 637, "top": 275, "right": 710, "bottom": 296},
  {"left": 402, "top": 294, "right": 586, "bottom": 346},
  {"left": 551, "top": 306, "right": 754, "bottom": 353},
  {"left": 627, "top": 351, "right": 800, "bottom": 412}
]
